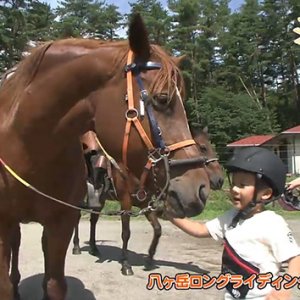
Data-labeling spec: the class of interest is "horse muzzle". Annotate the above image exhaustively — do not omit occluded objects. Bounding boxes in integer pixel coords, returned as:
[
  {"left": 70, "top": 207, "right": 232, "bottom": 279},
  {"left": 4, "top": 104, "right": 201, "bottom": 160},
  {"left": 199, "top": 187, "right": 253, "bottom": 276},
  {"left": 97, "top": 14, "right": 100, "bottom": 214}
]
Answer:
[{"left": 164, "top": 172, "right": 210, "bottom": 218}]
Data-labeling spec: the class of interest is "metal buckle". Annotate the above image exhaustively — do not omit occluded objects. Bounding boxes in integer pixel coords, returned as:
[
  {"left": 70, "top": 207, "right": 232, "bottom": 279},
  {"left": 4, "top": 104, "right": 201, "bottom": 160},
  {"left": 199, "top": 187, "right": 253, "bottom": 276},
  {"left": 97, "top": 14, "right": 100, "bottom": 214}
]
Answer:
[
  {"left": 124, "top": 63, "right": 137, "bottom": 73},
  {"left": 148, "top": 148, "right": 164, "bottom": 164}
]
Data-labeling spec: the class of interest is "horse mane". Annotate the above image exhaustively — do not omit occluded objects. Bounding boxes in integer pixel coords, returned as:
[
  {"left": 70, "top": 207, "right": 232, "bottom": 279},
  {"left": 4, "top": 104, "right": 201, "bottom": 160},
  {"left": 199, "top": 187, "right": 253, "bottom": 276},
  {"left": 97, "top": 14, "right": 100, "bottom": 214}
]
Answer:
[
  {"left": 52, "top": 38, "right": 130, "bottom": 80},
  {"left": 0, "top": 38, "right": 185, "bottom": 127},
  {"left": 0, "top": 41, "right": 54, "bottom": 127},
  {"left": 12, "top": 41, "right": 54, "bottom": 90},
  {"left": 29, "top": 39, "right": 185, "bottom": 105},
  {"left": 149, "top": 45, "right": 185, "bottom": 104}
]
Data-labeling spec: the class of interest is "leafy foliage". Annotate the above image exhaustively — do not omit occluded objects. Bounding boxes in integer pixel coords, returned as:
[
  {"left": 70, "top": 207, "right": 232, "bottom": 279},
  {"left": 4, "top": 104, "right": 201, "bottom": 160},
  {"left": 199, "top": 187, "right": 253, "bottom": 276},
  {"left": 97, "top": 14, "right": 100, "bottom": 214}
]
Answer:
[{"left": 0, "top": 0, "right": 299, "bottom": 162}]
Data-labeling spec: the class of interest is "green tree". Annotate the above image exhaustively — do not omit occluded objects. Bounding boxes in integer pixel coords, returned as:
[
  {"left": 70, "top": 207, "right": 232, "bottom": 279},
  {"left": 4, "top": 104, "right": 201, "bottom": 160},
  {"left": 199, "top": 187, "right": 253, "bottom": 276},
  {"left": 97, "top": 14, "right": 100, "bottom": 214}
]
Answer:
[
  {"left": 0, "top": 0, "right": 28, "bottom": 71},
  {"left": 127, "top": 0, "right": 170, "bottom": 46},
  {"left": 54, "top": 0, "right": 122, "bottom": 39},
  {"left": 259, "top": 0, "right": 300, "bottom": 128},
  {"left": 186, "top": 86, "right": 280, "bottom": 160},
  {"left": 26, "top": 0, "right": 55, "bottom": 41}
]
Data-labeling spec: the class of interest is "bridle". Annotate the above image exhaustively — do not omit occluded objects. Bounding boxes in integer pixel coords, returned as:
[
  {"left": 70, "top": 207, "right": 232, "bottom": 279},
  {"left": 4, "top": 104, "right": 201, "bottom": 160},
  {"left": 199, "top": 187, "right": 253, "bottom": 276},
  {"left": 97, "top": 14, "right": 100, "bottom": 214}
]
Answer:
[
  {"left": 0, "top": 54, "right": 218, "bottom": 214},
  {"left": 122, "top": 50, "right": 218, "bottom": 204}
]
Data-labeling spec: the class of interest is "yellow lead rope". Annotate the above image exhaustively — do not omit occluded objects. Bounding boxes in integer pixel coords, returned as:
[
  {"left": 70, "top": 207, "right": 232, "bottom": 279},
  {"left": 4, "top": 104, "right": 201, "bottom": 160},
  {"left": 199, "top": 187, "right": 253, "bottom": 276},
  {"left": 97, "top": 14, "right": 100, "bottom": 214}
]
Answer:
[
  {"left": 0, "top": 157, "right": 102, "bottom": 215},
  {"left": 0, "top": 158, "right": 30, "bottom": 187}
]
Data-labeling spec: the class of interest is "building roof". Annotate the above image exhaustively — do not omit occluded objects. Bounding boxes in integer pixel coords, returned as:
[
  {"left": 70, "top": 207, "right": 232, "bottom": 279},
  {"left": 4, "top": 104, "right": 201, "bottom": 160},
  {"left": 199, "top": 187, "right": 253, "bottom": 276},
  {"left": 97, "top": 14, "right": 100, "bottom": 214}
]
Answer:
[
  {"left": 281, "top": 125, "right": 300, "bottom": 134},
  {"left": 227, "top": 135, "right": 274, "bottom": 147}
]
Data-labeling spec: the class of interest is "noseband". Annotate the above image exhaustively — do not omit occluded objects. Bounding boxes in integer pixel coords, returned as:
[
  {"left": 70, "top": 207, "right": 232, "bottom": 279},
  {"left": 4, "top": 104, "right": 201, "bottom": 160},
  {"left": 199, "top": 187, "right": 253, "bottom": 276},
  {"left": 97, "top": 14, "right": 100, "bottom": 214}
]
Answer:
[{"left": 122, "top": 51, "right": 218, "bottom": 205}]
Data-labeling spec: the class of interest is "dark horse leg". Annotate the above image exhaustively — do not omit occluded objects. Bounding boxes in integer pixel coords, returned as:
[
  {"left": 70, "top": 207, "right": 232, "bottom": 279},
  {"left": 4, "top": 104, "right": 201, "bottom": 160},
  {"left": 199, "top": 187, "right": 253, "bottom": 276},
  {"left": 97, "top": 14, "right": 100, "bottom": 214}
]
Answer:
[
  {"left": 72, "top": 213, "right": 82, "bottom": 255},
  {"left": 9, "top": 224, "right": 21, "bottom": 300},
  {"left": 42, "top": 213, "right": 77, "bottom": 300},
  {"left": 144, "top": 211, "right": 162, "bottom": 270},
  {"left": 0, "top": 220, "right": 15, "bottom": 300},
  {"left": 120, "top": 212, "right": 133, "bottom": 276},
  {"left": 88, "top": 212, "right": 100, "bottom": 256},
  {"left": 72, "top": 196, "right": 105, "bottom": 257},
  {"left": 88, "top": 165, "right": 108, "bottom": 256},
  {"left": 72, "top": 150, "right": 107, "bottom": 256}
]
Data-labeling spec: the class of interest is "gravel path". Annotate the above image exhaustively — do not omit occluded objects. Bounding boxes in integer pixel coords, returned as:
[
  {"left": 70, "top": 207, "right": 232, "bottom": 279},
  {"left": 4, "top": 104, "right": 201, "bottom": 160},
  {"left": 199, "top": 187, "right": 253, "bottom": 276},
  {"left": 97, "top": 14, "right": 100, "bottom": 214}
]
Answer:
[{"left": 17, "top": 218, "right": 300, "bottom": 300}]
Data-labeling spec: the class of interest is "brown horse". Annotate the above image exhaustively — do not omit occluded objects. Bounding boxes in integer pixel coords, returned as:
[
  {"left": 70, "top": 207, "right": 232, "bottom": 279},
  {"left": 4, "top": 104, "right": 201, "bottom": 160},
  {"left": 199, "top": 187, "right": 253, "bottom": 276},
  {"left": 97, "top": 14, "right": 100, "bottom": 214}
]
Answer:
[
  {"left": 1, "top": 14, "right": 213, "bottom": 300},
  {"left": 72, "top": 128, "right": 224, "bottom": 275}
]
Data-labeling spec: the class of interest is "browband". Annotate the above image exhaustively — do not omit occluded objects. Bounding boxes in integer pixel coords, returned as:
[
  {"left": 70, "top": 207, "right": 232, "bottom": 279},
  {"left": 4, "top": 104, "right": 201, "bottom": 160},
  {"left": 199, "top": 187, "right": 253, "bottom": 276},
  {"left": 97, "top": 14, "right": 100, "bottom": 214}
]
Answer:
[{"left": 125, "top": 61, "right": 162, "bottom": 73}]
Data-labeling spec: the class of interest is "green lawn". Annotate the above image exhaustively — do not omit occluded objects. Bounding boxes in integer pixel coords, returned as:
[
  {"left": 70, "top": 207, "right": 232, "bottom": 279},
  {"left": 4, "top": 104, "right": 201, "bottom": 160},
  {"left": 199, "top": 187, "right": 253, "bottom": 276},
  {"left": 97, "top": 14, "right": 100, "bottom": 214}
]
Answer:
[{"left": 86, "top": 176, "right": 300, "bottom": 221}]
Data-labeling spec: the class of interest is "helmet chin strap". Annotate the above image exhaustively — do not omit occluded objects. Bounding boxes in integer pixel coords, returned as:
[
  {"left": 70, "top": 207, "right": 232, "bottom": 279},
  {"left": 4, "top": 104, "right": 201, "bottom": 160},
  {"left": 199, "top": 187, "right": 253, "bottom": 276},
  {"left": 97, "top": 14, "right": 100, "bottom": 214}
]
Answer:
[
  {"left": 229, "top": 174, "right": 263, "bottom": 228},
  {"left": 229, "top": 196, "right": 258, "bottom": 229},
  {"left": 229, "top": 189, "right": 283, "bottom": 229}
]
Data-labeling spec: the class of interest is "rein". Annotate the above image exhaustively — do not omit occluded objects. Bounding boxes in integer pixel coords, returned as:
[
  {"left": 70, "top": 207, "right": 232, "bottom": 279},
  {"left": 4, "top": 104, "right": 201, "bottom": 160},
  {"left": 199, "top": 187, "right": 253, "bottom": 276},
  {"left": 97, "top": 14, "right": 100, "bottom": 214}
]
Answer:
[{"left": 0, "top": 157, "right": 156, "bottom": 217}]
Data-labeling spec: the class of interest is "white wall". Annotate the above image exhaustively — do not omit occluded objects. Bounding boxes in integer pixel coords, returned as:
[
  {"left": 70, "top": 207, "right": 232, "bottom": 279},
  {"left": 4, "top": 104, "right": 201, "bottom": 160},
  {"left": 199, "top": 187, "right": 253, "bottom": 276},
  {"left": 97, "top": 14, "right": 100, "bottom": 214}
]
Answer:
[{"left": 286, "top": 136, "right": 300, "bottom": 174}]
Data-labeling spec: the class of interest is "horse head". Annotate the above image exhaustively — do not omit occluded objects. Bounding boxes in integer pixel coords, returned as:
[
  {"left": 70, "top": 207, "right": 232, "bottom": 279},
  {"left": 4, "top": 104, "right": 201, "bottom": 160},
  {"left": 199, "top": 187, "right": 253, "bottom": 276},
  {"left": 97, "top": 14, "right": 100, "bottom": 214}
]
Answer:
[
  {"left": 94, "top": 14, "right": 212, "bottom": 218},
  {"left": 192, "top": 127, "right": 224, "bottom": 190}
]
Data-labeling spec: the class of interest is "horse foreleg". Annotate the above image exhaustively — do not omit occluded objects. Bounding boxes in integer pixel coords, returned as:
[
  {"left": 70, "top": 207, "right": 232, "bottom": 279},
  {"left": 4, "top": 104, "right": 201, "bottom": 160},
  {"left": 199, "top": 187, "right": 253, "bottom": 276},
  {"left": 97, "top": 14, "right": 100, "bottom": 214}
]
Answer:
[
  {"left": 144, "top": 211, "right": 161, "bottom": 270},
  {"left": 120, "top": 213, "right": 133, "bottom": 275},
  {"left": 0, "top": 221, "right": 14, "bottom": 300},
  {"left": 88, "top": 212, "right": 100, "bottom": 256},
  {"left": 42, "top": 215, "right": 76, "bottom": 300},
  {"left": 72, "top": 213, "right": 82, "bottom": 255},
  {"left": 89, "top": 193, "right": 106, "bottom": 256},
  {"left": 10, "top": 224, "right": 21, "bottom": 300}
]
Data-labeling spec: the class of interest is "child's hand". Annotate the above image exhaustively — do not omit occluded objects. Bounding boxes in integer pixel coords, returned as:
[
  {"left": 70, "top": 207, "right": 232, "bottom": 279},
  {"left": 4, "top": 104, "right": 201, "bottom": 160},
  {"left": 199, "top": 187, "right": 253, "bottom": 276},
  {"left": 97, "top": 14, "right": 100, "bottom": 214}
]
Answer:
[
  {"left": 286, "top": 177, "right": 300, "bottom": 190},
  {"left": 265, "top": 288, "right": 291, "bottom": 300}
]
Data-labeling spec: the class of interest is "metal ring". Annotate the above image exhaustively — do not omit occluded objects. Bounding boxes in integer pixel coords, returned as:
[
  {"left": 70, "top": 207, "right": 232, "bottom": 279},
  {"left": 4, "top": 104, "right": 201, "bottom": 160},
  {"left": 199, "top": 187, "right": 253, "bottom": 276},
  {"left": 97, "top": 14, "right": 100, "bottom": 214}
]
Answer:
[
  {"left": 125, "top": 108, "right": 138, "bottom": 120},
  {"left": 135, "top": 189, "right": 147, "bottom": 202}
]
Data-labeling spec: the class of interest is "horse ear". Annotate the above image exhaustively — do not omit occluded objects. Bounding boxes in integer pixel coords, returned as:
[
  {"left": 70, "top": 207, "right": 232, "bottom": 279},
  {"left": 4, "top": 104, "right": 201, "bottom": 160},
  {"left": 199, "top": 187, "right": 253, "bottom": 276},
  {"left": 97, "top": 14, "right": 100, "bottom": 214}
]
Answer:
[
  {"left": 203, "top": 126, "right": 209, "bottom": 134},
  {"left": 128, "top": 13, "right": 150, "bottom": 61},
  {"left": 172, "top": 55, "right": 187, "bottom": 67}
]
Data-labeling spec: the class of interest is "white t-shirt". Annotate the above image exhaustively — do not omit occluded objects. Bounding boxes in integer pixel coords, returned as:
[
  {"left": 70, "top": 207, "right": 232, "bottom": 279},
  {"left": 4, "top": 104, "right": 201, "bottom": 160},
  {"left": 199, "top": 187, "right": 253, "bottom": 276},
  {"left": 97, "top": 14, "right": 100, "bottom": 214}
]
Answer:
[{"left": 206, "top": 209, "right": 300, "bottom": 299}]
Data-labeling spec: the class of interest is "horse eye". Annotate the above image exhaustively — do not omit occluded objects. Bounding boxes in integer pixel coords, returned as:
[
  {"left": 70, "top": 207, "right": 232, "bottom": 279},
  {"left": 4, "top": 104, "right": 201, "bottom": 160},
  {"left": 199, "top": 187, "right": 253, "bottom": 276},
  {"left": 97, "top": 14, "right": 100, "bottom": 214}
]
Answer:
[
  {"left": 158, "top": 93, "right": 168, "bottom": 104},
  {"left": 152, "top": 93, "right": 169, "bottom": 109}
]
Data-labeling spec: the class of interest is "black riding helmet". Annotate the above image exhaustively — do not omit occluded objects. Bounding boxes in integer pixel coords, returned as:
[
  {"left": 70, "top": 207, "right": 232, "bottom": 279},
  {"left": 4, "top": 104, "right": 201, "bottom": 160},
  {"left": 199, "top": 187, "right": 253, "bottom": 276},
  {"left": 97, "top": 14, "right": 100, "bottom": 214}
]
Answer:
[{"left": 225, "top": 147, "right": 287, "bottom": 197}]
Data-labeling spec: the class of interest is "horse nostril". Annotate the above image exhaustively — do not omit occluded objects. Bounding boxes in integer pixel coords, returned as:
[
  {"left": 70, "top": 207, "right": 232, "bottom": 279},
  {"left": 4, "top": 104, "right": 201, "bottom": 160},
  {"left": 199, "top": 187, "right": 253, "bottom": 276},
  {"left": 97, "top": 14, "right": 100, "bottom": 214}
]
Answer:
[{"left": 198, "top": 184, "right": 207, "bottom": 203}]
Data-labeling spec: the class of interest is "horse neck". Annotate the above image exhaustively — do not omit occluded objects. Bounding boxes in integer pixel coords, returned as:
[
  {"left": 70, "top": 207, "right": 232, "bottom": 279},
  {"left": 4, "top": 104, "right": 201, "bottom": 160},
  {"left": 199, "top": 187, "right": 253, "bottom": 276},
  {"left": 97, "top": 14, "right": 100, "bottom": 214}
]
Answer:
[{"left": 8, "top": 41, "right": 124, "bottom": 142}]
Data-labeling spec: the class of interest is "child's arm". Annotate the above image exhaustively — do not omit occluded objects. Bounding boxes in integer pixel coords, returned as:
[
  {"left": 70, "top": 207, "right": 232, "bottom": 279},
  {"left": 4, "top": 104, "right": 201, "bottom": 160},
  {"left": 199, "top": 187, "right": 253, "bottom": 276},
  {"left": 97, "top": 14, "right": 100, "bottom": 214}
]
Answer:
[
  {"left": 265, "top": 255, "right": 300, "bottom": 300},
  {"left": 168, "top": 216, "right": 211, "bottom": 238}
]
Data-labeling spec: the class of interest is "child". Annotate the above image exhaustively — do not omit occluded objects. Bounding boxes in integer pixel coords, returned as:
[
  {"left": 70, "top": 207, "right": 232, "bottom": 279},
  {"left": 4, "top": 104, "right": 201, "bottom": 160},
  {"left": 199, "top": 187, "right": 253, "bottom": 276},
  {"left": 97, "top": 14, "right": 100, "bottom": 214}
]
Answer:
[{"left": 167, "top": 147, "right": 300, "bottom": 300}]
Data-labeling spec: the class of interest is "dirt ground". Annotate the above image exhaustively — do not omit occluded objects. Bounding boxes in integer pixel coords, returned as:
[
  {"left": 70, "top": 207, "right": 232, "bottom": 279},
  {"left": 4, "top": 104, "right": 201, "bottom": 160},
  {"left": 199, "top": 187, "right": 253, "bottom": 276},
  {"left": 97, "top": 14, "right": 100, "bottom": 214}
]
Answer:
[{"left": 17, "top": 218, "right": 300, "bottom": 300}]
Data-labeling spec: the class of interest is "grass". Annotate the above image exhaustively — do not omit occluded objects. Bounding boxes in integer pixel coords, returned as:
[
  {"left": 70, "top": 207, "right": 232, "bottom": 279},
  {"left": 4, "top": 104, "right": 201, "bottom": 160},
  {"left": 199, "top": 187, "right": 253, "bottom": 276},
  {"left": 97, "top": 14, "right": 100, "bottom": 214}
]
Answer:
[
  {"left": 195, "top": 189, "right": 300, "bottom": 221},
  {"left": 195, "top": 176, "right": 300, "bottom": 221},
  {"left": 83, "top": 176, "right": 300, "bottom": 221}
]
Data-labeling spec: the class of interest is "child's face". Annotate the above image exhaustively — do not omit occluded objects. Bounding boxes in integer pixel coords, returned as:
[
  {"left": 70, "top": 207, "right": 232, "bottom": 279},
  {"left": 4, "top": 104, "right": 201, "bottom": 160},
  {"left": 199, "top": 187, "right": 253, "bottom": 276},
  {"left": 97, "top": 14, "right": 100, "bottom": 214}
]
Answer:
[{"left": 229, "top": 171, "right": 257, "bottom": 210}]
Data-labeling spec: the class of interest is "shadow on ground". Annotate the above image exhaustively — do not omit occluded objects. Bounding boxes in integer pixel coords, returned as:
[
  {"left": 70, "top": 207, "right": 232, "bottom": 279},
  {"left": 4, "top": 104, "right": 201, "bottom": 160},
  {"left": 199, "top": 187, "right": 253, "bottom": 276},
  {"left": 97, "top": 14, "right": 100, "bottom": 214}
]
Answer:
[
  {"left": 79, "top": 241, "right": 209, "bottom": 274},
  {"left": 19, "top": 274, "right": 96, "bottom": 300}
]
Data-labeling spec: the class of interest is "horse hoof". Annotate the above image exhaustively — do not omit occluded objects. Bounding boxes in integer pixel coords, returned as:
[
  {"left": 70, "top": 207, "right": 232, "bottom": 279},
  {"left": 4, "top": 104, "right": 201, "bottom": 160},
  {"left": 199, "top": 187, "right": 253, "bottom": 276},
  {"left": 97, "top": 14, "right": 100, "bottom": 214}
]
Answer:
[
  {"left": 144, "top": 257, "right": 154, "bottom": 269},
  {"left": 144, "top": 257, "right": 158, "bottom": 271},
  {"left": 72, "top": 247, "right": 81, "bottom": 255},
  {"left": 121, "top": 265, "right": 134, "bottom": 276}
]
